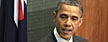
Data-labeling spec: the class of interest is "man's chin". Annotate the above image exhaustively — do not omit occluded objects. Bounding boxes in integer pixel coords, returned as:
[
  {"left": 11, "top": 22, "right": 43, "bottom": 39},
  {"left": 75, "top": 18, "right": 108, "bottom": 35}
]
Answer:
[{"left": 61, "top": 35, "right": 72, "bottom": 40}]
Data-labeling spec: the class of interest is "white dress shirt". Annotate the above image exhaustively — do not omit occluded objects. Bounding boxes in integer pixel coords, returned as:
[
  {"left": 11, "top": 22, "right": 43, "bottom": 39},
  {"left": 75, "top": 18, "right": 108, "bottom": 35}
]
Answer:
[{"left": 54, "top": 27, "right": 73, "bottom": 42}]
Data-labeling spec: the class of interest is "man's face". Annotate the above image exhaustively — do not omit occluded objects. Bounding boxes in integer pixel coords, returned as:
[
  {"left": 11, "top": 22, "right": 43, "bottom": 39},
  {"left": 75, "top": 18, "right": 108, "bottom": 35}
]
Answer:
[{"left": 53, "top": 4, "right": 83, "bottom": 40}]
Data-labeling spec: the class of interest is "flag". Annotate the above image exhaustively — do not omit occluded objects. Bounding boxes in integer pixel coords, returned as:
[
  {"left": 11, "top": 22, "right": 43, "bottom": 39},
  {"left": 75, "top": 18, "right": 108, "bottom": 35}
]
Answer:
[
  {"left": 0, "top": 0, "right": 1, "bottom": 7},
  {"left": 17, "top": 0, "right": 27, "bottom": 42},
  {"left": 0, "top": 0, "right": 6, "bottom": 42},
  {"left": 0, "top": 0, "right": 27, "bottom": 42}
]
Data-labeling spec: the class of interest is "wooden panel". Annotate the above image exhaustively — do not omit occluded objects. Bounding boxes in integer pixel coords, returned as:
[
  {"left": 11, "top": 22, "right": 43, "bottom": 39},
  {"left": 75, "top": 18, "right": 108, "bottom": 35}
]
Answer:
[{"left": 75, "top": 0, "right": 108, "bottom": 42}]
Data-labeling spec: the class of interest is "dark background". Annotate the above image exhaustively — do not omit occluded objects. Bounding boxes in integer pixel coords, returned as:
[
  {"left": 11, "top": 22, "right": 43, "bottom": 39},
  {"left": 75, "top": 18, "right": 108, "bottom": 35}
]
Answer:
[{"left": 27, "top": 0, "right": 58, "bottom": 42}]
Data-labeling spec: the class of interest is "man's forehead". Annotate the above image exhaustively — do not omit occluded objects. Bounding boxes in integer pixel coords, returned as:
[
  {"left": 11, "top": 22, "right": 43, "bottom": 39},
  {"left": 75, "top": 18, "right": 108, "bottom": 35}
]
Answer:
[
  {"left": 60, "top": 4, "right": 80, "bottom": 12},
  {"left": 58, "top": 4, "right": 81, "bottom": 16}
]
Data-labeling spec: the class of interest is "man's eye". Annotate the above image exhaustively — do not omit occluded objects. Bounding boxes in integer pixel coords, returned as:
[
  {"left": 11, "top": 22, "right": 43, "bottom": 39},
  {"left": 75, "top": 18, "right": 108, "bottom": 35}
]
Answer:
[
  {"left": 59, "top": 14, "right": 68, "bottom": 19},
  {"left": 71, "top": 16, "right": 78, "bottom": 21}
]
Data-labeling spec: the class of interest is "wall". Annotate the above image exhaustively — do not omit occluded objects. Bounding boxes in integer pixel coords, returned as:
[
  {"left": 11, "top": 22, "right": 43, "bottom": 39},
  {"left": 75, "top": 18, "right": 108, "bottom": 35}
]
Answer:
[{"left": 76, "top": 0, "right": 108, "bottom": 42}]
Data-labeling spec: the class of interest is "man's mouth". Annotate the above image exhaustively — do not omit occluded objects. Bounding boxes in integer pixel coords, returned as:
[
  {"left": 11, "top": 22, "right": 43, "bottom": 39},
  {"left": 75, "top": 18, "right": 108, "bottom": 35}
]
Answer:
[{"left": 62, "top": 28, "right": 72, "bottom": 34}]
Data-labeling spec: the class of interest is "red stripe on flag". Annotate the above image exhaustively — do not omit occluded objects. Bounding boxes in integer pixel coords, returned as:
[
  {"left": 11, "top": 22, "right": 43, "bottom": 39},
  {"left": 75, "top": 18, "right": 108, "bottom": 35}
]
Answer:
[{"left": 18, "top": 0, "right": 24, "bottom": 21}]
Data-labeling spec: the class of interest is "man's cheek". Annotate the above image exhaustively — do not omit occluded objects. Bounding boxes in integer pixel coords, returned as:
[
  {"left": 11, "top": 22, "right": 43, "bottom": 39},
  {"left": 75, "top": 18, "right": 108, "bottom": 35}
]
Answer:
[{"left": 75, "top": 24, "right": 79, "bottom": 28}]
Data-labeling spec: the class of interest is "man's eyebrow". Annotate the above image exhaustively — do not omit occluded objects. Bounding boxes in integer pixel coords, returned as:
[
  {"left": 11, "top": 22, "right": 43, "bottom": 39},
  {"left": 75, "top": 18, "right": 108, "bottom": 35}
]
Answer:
[
  {"left": 71, "top": 16, "right": 78, "bottom": 18},
  {"left": 60, "top": 13, "right": 67, "bottom": 15},
  {"left": 71, "top": 14, "right": 80, "bottom": 17},
  {"left": 59, "top": 13, "right": 68, "bottom": 18},
  {"left": 60, "top": 13, "right": 68, "bottom": 17}
]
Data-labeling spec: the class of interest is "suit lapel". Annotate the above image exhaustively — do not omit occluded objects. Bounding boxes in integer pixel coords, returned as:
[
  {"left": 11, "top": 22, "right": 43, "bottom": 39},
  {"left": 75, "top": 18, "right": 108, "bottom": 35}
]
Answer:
[
  {"left": 48, "top": 31, "right": 57, "bottom": 42},
  {"left": 73, "top": 35, "right": 79, "bottom": 42}
]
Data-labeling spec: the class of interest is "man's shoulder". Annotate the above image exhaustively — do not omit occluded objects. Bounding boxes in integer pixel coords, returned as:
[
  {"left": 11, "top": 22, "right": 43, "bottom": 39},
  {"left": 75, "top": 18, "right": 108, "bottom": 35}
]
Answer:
[
  {"left": 37, "top": 32, "right": 57, "bottom": 42},
  {"left": 37, "top": 35, "right": 88, "bottom": 42},
  {"left": 37, "top": 30, "right": 88, "bottom": 42},
  {"left": 73, "top": 35, "right": 88, "bottom": 42}
]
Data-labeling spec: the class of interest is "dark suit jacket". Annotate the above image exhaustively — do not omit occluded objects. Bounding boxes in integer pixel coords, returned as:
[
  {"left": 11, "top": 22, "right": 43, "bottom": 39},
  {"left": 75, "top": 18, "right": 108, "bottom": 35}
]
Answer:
[{"left": 37, "top": 31, "right": 88, "bottom": 42}]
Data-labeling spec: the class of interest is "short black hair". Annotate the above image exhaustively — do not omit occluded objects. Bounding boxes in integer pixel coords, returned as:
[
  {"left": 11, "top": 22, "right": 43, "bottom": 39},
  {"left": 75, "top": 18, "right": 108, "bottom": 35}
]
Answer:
[{"left": 55, "top": 0, "right": 83, "bottom": 17}]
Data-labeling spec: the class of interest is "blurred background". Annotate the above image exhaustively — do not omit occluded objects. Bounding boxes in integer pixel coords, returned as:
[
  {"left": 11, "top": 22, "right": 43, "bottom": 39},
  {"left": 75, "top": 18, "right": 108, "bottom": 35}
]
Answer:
[
  {"left": 27, "top": 0, "right": 58, "bottom": 42},
  {"left": 27, "top": 0, "right": 108, "bottom": 42}
]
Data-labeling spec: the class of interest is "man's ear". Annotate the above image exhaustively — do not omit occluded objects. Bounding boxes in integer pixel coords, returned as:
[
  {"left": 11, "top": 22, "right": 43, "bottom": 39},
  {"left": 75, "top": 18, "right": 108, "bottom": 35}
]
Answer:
[
  {"left": 52, "top": 12, "right": 57, "bottom": 22},
  {"left": 78, "top": 18, "right": 83, "bottom": 27}
]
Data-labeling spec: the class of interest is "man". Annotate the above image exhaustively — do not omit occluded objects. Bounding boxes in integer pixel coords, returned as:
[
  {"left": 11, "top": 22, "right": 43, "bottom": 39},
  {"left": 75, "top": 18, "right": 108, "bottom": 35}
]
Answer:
[{"left": 38, "top": 0, "right": 87, "bottom": 42}]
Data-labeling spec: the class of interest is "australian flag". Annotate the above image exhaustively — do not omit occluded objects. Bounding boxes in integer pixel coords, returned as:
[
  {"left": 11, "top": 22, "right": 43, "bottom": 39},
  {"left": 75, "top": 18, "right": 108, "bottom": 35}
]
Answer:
[{"left": 0, "top": 0, "right": 27, "bottom": 42}]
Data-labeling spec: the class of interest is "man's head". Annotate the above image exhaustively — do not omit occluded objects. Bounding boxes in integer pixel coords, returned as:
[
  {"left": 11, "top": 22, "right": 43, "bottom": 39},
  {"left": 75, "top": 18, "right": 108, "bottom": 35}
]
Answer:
[{"left": 53, "top": 0, "right": 83, "bottom": 40}]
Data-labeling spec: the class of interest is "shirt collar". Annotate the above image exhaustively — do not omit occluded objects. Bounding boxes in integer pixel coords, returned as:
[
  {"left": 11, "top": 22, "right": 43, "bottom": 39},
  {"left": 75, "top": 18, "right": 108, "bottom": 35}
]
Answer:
[{"left": 54, "top": 27, "right": 73, "bottom": 42}]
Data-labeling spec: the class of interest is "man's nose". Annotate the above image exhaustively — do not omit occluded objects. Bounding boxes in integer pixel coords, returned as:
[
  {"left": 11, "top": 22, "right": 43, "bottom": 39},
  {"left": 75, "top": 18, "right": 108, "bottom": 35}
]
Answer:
[{"left": 64, "top": 18, "right": 72, "bottom": 27}]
